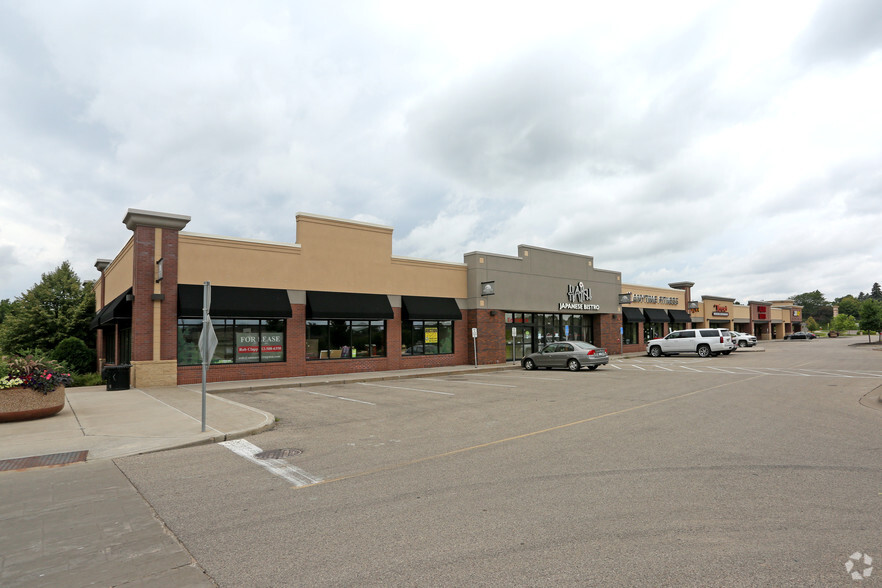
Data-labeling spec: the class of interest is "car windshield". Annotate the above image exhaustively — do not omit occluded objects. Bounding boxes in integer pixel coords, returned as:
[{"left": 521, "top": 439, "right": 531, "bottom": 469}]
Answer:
[{"left": 571, "top": 341, "right": 598, "bottom": 350}]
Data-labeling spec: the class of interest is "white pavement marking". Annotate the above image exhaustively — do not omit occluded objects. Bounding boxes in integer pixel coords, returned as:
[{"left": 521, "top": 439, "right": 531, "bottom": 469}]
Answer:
[
  {"left": 307, "top": 391, "right": 376, "bottom": 405},
  {"left": 421, "top": 378, "right": 518, "bottom": 388},
  {"left": 358, "top": 382, "right": 454, "bottom": 396},
  {"left": 607, "top": 363, "right": 623, "bottom": 369},
  {"left": 220, "top": 439, "right": 322, "bottom": 487},
  {"left": 705, "top": 366, "right": 736, "bottom": 374},
  {"left": 471, "top": 373, "right": 565, "bottom": 380}
]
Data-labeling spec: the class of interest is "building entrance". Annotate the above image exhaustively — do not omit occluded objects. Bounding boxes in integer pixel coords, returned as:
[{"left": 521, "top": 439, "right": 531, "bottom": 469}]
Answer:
[{"left": 506, "top": 323, "right": 533, "bottom": 361}]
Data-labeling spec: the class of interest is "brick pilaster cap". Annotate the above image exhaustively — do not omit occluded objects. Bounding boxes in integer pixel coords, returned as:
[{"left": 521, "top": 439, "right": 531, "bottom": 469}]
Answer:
[{"left": 123, "top": 209, "right": 191, "bottom": 231}]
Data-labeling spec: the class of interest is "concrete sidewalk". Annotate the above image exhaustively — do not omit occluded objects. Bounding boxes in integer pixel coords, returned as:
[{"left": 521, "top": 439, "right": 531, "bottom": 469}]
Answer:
[{"left": 0, "top": 384, "right": 275, "bottom": 464}]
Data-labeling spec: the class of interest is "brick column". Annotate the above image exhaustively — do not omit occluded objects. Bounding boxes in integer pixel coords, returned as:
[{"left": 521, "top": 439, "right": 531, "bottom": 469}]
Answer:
[
  {"left": 123, "top": 209, "right": 191, "bottom": 387},
  {"left": 467, "top": 309, "right": 506, "bottom": 365}
]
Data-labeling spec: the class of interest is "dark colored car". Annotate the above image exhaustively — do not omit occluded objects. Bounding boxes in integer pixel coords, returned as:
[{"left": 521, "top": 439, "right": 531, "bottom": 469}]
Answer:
[
  {"left": 785, "top": 332, "right": 816, "bottom": 340},
  {"left": 522, "top": 341, "right": 609, "bottom": 371}
]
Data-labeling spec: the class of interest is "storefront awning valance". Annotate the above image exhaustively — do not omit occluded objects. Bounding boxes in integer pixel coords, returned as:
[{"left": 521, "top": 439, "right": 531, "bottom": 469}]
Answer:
[
  {"left": 90, "top": 288, "right": 133, "bottom": 328},
  {"left": 401, "top": 296, "right": 462, "bottom": 320},
  {"left": 622, "top": 307, "right": 645, "bottom": 323},
  {"left": 306, "top": 291, "right": 394, "bottom": 320},
  {"left": 178, "top": 285, "right": 292, "bottom": 318},
  {"left": 643, "top": 308, "right": 671, "bottom": 323},
  {"left": 668, "top": 309, "right": 692, "bottom": 323}
]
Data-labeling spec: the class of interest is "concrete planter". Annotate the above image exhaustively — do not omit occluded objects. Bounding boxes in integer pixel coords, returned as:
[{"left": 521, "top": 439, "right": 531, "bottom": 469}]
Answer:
[{"left": 0, "top": 386, "right": 66, "bottom": 422}]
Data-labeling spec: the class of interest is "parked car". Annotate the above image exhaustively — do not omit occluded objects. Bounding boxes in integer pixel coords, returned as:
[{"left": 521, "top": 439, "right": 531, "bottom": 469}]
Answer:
[
  {"left": 784, "top": 332, "right": 816, "bottom": 340},
  {"left": 730, "top": 331, "right": 757, "bottom": 348},
  {"left": 646, "top": 328, "right": 732, "bottom": 358},
  {"left": 522, "top": 341, "right": 609, "bottom": 371},
  {"left": 720, "top": 329, "right": 737, "bottom": 353},
  {"left": 827, "top": 330, "right": 840, "bottom": 338}
]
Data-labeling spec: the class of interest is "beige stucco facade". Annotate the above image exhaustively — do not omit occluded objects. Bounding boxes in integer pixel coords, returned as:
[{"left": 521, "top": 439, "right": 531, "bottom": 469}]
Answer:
[{"left": 177, "top": 214, "right": 466, "bottom": 297}]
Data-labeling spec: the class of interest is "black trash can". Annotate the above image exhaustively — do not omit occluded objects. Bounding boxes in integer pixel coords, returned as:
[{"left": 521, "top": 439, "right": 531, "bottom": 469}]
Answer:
[{"left": 102, "top": 364, "right": 132, "bottom": 391}]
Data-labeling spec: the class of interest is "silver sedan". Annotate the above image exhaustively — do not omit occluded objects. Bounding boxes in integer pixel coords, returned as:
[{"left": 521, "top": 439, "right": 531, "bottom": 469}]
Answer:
[{"left": 522, "top": 341, "right": 609, "bottom": 371}]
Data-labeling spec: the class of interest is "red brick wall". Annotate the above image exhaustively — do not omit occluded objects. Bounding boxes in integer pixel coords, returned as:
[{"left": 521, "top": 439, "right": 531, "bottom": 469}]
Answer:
[
  {"left": 160, "top": 228, "right": 179, "bottom": 361},
  {"left": 466, "top": 309, "right": 506, "bottom": 365},
  {"left": 594, "top": 313, "right": 622, "bottom": 355},
  {"left": 131, "top": 226, "right": 155, "bottom": 362}
]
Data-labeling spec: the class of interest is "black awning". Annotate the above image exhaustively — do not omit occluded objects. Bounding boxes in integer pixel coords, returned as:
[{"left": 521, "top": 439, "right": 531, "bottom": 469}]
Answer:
[
  {"left": 178, "top": 285, "right": 292, "bottom": 318},
  {"left": 622, "top": 307, "right": 644, "bottom": 323},
  {"left": 668, "top": 309, "right": 692, "bottom": 323},
  {"left": 90, "top": 288, "right": 133, "bottom": 329},
  {"left": 306, "top": 291, "right": 393, "bottom": 320},
  {"left": 643, "top": 308, "right": 671, "bottom": 323},
  {"left": 401, "top": 296, "right": 462, "bottom": 320}
]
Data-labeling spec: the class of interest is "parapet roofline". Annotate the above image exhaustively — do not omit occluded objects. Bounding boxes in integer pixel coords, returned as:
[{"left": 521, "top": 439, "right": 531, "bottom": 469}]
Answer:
[
  {"left": 179, "top": 231, "right": 302, "bottom": 249},
  {"left": 295, "top": 212, "right": 393, "bottom": 232}
]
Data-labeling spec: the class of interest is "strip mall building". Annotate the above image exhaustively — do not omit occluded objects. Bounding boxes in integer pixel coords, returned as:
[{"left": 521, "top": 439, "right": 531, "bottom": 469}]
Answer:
[{"left": 92, "top": 209, "right": 803, "bottom": 387}]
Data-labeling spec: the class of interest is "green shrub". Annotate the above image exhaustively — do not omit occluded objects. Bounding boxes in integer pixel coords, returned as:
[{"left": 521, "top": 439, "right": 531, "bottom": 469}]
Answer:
[
  {"left": 51, "top": 337, "right": 96, "bottom": 375},
  {"left": 70, "top": 372, "right": 104, "bottom": 387}
]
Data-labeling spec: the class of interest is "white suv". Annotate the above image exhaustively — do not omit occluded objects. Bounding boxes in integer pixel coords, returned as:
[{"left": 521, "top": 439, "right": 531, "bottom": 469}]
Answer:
[
  {"left": 730, "top": 331, "right": 757, "bottom": 348},
  {"left": 646, "top": 328, "right": 732, "bottom": 358}
]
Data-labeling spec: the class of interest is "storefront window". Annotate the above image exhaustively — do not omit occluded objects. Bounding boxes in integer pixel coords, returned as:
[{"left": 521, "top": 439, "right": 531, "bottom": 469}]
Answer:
[
  {"left": 178, "top": 319, "right": 285, "bottom": 366},
  {"left": 307, "top": 319, "right": 386, "bottom": 359},
  {"left": 402, "top": 320, "right": 454, "bottom": 355},
  {"left": 644, "top": 322, "right": 665, "bottom": 341},
  {"left": 624, "top": 322, "right": 639, "bottom": 345}
]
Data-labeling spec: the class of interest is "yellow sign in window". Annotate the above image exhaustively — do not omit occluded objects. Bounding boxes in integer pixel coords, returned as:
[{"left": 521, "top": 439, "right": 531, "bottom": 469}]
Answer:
[{"left": 425, "top": 327, "right": 438, "bottom": 344}]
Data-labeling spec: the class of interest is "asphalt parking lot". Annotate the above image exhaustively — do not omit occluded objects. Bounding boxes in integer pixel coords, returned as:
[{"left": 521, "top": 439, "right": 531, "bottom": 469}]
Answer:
[{"left": 116, "top": 338, "right": 882, "bottom": 586}]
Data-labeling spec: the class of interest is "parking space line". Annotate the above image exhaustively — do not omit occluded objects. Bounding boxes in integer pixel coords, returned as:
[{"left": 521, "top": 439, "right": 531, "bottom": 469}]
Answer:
[
  {"left": 421, "top": 378, "right": 517, "bottom": 388},
  {"left": 471, "top": 373, "right": 565, "bottom": 381},
  {"left": 358, "top": 382, "right": 454, "bottom": 396},
  {"left": 220, "top": 439, "right": 322, "bottom": 487},
  {"left": 307, "top": 391, "right": 376, "bottom": 405},
  {"left": 295, "top": 376, "right": 763, "bottom": 490},
  {"left": 705, "top": 366, "right": 736, "bottom": 374}
]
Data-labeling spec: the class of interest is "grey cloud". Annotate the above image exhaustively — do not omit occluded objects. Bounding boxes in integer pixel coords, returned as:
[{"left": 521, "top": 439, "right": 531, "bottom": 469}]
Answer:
[{"left": 795, "top": 0, "right": 882, "bottom": 65}]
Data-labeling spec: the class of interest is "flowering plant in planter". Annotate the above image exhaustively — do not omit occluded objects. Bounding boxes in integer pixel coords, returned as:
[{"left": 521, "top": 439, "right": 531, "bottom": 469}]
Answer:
[{"left": 0, "top": 355, "right": 72, "bottom": 394}]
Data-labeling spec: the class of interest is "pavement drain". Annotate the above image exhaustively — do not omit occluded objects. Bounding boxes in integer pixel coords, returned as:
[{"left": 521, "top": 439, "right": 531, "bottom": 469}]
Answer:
[
  {"left": 254, "top": 448, "right": 303, "bottom": 460},
  {"left": 0, "top": 450, "right": 89, "bottom": 472}
]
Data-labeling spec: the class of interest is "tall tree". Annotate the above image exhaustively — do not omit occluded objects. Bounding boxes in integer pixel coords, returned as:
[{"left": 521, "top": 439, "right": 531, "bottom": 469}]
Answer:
[
  {"left": 837, "top": 296, "right": 861, "bottom": 321},
  {"left": 791, "top": 290, "right": 829, "bottom": 321},
  {"left": 871, "top": 282, "right": 882, "bottom": 301},
  {"left": 859, "top": 299, "right": 882, "bottom": 343},
  {"left": 0, "top": 262, "right": 95, "bottom": 355}
]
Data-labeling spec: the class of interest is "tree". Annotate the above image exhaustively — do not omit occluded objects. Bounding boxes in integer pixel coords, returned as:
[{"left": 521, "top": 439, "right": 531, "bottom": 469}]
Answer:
[
  {"left": 872, "top": 282, "right": 882, "bottom": 301},
  {"left": 52, "top": 336, "right": 96, "bottom": 374},
  {"left": 859, "top": 299, "right": 882, "bottom": 343},
  {"left": 0, "top": 262, "right": 95, "bottom": 355},
  {"left": 806, "top": 317, "right": 820, "bottom": 332},
  {"left": 791, "top": 290, "right": 829, "bottom": 321},
  {"left": 830, "top": 314, "right": 858, "bottom": 332},
  {"left": 837, "top": 296, "right": 861, "bottom": 321}
]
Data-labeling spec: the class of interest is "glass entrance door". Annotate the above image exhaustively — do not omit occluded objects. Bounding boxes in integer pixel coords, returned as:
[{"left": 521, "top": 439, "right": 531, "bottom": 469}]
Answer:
[{"left": 506, "top": 325, "right": 533, "bottom": 361}]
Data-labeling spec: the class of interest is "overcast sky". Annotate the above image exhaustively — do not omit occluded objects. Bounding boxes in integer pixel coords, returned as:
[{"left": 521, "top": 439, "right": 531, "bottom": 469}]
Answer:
[{"left": 1, "top": 0, "right": 880, "bottom": 305}]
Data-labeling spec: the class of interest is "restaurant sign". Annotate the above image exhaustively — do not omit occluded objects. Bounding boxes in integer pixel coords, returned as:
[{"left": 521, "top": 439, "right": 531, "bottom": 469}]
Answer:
[{"left": 560, "top": 282, "right": 600, "bottom": 311}]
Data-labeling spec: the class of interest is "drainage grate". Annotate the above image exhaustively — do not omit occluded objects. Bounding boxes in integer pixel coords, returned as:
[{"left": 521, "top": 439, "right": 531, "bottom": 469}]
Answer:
[
  {"left": 0, "top": 450, "right": 89, "bottom": 472},
  {"left": 254, "top": 448, "right": 303, "bottom": 460}
]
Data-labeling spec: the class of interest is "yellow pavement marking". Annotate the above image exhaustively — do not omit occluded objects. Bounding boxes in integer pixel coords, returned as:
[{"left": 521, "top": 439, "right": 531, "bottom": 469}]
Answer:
[{"left": 294, "top": 376, "right": 763, "bottom": 490}]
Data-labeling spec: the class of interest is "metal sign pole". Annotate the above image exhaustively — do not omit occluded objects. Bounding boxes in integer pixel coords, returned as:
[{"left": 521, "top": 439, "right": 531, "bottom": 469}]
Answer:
[
  {"left": 472, "top": 328, "right": 478, "bottom": 367},
  {"left": 198, "top": 281, "right": 216, "bottom": 433},
  {"left": 201, "top": 283, "right": 209, "bottom": 432}
]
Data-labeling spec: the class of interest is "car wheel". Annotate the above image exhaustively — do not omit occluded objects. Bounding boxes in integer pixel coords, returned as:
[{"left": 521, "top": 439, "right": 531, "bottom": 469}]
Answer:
[
  {"left": 738, "top": 340, "right": 746, "bottom": 348},
  {"left": 523, "top": 358, "right": 536, "bottom": 371},
  {"left": 587, "top": 365, "right": 599, "bottom": 371},
  {"left": 649, "top": 346, "right": 661, "bottom": 357},
  {"left": 567, "top": 359, "right": 580, "bottom": 371},
  {"left": 697, "top": 344, "right": 711, "bottom": 358}
]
